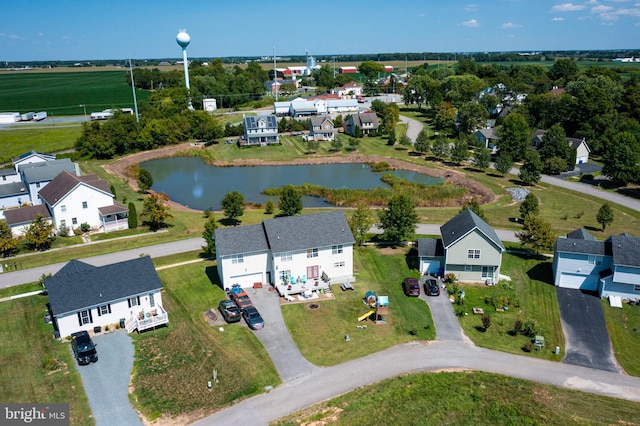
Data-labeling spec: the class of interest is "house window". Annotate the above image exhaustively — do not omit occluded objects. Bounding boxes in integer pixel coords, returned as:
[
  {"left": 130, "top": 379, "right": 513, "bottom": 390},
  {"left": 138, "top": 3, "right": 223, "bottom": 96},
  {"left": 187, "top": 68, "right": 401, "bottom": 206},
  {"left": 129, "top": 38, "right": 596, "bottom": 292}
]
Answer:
[
  {"left": 334, "top": 261, "right": 345, "bottom": 268},
  {"left": 279, "top": 270, "right": 291, "bottom": 283},
  {"left": 149, "top": 293, "right": 155, "bottom": 308},
  {"left": 332, "top": 245, "right": 343, "bottom": 255},
  {"left": 72, "top": 218, "right": 78, "bottom": 225},
  {"left": 231, "top": 254, "right": 244, "bottom": 264},
  {"left": 82, "top": 201, "right": 88, "bottom": 209},
  {"left": 307, "top": 248, "right": 318, "bottom": 258},
  {"left": 98, "top": 304, "right": 110, "bottom": 316},
  {"left": 60, "top": 220, "right": 66, "bottom": 228},
  {"left": 281, "top": 252, "right": 293, "bottom": 262},
  {"left": 36, "top": 182, "right": 41, "bottom": 188},
  {"left": 465, "top": 265, "right": 473, "bottom": 272},
  {"left": 467, "top": 249, "right": 480, "bottom": 259},
  {"left": 61, "top": 205, "right": 66, "bottom": 213},
  {"left": 128, "top": 297, "right": 139, "bottom": 307},
  {"left": 80, "top": 310, "right": 92, "bottom": 325},
  {"left": 1, "top": 176, "right": 5, "bottom": 181},
  {"left": 482, "top": 266, "right": 495, "bottom": 279},
  {"left": 635, "top": 285, "right": 640, "bottom": 292}
]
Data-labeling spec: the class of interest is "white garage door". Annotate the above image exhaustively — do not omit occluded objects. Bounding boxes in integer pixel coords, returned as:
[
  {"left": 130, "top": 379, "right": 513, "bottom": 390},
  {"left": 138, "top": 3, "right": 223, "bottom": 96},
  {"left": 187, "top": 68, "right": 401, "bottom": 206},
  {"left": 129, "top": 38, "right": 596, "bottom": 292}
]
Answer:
[
  {"left": 559, "top": 273, "right": 598, "bottom": 291},
  {"left": 420, "top": 260, "right": 440, "bottom": 276},
  {"left": 230, "top": 272, "right": 263, "bottom": 288}
]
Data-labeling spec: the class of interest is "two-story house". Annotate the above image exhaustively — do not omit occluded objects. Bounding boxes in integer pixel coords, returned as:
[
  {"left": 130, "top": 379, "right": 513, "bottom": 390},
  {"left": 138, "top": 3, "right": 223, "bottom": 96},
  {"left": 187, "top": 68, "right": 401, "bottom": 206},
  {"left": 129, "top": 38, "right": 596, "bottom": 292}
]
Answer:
[
  {"left": 344, "top": 112, "right": 379, "bottom": 137},
  {"left": 309, "top": 116, "right": 335, "bottom": 141},
  {"left": 531, "top": 129, "right": 591, "bottom": 165},
  {"left": 418, "top": 209, "right": 505, "bottom": 283},
  {"left": 242, "top": 115, "right": 279, "bottom": 145},
  {"left": 215, "top": 211, "right": 355, "bottom": 296},
  {"left": 18, "top": 158, "right": 80, "bottom": 205}
]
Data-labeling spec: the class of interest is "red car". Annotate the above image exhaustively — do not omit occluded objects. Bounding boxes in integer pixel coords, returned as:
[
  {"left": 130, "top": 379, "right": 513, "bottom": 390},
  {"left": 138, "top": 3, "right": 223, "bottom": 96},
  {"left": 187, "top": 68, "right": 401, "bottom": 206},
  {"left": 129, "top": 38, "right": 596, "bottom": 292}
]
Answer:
[
  {"left": 403, "top": 278, "right": 420, "bottom": 297},
  {"left": 228, "top": 287, "right": 253, "bottom": 311}
]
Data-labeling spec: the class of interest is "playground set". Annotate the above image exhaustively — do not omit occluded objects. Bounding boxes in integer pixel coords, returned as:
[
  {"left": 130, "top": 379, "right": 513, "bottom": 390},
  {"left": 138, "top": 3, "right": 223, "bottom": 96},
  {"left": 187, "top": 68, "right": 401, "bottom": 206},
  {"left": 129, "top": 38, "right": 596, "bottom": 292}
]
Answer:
[{"left": 358, "top": 291, "right": 389, "bottom": 324}]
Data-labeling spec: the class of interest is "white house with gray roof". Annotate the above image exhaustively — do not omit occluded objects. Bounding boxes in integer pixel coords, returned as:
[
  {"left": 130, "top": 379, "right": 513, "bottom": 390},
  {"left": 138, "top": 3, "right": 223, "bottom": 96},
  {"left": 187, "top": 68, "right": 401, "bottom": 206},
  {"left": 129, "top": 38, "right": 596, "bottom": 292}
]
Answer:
[
  {"left": 45, "top": 256, "right": 168, "bottom": 338},
  {"left": 418, "top": 209, "right": 505, "bottom": 283},
  {"left": 18, "top": 158, "right": 80, "bottom": 205},
  {"left": 242, "top": 115, "right": 279, "bottom": 145},
  {"left": 553, "top": 229, "right": 640, "bottom": 300},
  {"left": 12, "top": 150, "right": 55, "bottom": 172},
  {"left": 215, "top": 211, "right": 355, "bottom": 295}
]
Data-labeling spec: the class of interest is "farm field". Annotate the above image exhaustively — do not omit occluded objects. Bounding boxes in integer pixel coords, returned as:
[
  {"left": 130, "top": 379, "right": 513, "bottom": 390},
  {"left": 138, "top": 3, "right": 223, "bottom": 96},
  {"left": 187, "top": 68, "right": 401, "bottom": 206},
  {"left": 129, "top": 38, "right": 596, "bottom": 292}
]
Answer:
[{"left": 0, "top": 71, "right": 149, "bottom": 116}]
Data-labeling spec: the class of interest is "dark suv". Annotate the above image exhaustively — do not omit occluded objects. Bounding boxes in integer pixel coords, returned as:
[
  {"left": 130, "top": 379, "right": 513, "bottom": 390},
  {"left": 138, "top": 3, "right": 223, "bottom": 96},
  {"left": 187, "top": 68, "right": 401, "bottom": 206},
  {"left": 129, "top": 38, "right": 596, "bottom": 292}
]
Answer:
[
  {"left": 71, "top": 331, "right": 98, "bottom": 365},
  {"left": 218, "top": 299, "right": 241, "bottom": 323},
  {"left": 402, "top": 278, "right": 420, "bottom": 297}
]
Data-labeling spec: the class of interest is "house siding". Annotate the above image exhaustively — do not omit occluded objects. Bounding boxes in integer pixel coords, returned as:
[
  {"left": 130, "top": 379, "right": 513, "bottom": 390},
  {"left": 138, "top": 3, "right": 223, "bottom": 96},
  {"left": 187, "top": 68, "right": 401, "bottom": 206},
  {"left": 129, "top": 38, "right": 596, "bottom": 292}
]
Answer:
[
  {"left": 613, "top": 265, "right": 640, "bottom": 286},
  {"left": 49, "top": 185, "right": 114, "bottom": 231},
  {"left": 218, "top": 251, "right": 270, "bottom": 290},
  {"left": 445, "top": 230, "right": 502, "bottom": 282},
  {"left": 272, "top": 244, "right": 354, "bottom": 286},
  {"left": 552, "top": 251, "right": 610, "bottom": 287}
]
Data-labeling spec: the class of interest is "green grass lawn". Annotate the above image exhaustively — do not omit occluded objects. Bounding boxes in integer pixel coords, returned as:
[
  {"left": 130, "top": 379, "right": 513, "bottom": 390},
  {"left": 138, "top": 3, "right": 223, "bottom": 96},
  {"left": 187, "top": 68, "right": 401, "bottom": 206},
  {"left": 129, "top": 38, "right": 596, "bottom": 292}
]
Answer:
[
  {"left": 273, "top": 370, "right": 640, "bottom": 425},
  {"left": 0, "top": 288, "right": 92, "bottom": 426},
  {"left": 282, "top": 246, "right": 435, "bottom": 366},
  {"left": 0, "top": 126, "right": 82, "bottom": 164},
  {"left": 131, "top": 260, "right": 280, "bottom": 421},
  {"left": 603, "top": 301, "right": 640, "bottom": 377},
  {"left": 454, "top": 249, "right": 564, "bottom": 361}
]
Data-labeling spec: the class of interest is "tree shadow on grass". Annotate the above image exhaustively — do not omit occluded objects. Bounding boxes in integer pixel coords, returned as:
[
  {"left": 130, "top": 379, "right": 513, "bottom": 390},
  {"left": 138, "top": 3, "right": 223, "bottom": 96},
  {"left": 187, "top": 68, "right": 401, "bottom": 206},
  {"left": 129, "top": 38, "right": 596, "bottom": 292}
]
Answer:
[
  {"left": 584, "top": 225, "right": 602, "bottom": 233},
  {"left": 218, "top": 218, "right": 240, "bottom": 227},
  {"left": 617, "top": 187, "right": 640, "bottom": 200}
]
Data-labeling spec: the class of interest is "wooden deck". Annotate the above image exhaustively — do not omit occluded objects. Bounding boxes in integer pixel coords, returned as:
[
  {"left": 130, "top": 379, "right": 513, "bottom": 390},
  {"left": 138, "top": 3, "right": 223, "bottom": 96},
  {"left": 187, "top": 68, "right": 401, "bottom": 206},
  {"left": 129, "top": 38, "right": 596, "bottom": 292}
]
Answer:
[{"left": 125, "top": 305, "right": 169, "bottom": 333}]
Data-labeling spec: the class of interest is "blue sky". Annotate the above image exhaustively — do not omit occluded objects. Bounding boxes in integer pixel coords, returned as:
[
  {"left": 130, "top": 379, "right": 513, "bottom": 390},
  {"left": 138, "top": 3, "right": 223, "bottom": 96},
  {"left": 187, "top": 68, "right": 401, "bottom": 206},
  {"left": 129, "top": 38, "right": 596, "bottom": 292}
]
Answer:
[{"left": 1, "top": 0, "right": 638, "bottom": 62}]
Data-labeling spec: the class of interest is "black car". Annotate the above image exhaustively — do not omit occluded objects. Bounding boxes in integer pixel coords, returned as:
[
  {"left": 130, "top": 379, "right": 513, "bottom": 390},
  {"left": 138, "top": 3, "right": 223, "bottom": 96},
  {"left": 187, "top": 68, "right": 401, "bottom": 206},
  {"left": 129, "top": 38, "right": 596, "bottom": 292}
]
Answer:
[
  {"left": 425, "top": 278, "right": 440, "bottom": 296},
  {"left": 71, "top": 331, "right": 98, "bottom": 365},
  {"left": 218, "top": 299, "right": 241, "bottom": 323},
  {"left": 242, "top": 306, "right": 264, "bottom": 330}
]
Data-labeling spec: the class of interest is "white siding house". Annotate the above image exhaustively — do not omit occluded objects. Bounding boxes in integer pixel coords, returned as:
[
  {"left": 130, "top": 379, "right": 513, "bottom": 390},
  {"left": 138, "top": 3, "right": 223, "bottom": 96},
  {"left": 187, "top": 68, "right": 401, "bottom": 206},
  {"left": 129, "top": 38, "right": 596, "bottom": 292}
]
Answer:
[
  {"left": 12, "top": 150, "right": 56, "bottom": 172},
  {"left": 18, "top": 159, "right": 80, "bottom": 205},
  {"left": 2, "top": 204, "right": 52, "bottom": 237},
  {"left": 45, "top": 257, "right": 168, "bottom": 338},
  {"left": 215, "top": 211, "right": 355, "bottom": 295}
]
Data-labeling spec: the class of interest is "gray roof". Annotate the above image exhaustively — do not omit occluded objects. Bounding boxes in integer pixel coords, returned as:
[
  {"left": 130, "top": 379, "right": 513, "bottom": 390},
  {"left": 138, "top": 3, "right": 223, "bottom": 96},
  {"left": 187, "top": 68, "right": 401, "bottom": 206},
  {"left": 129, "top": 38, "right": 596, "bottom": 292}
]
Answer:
[
  {"left": 440, "top": 209, "right": 505, "bottom": 251},
  {"left": 0, "top": 168, "right": 18, "bottom": 177},
  {"left": 417, "top": 238, "right": 445, "bottom": 258},
  {"left": 19, "top": 159, "right": 79, "bottom": 184},
  {"left": 243, "top": 115, "right": 277, "bottom": 130},
  {"left": 351, "top": 112, "right": 379, "bottom": 127},
  {"left": 12, "top": 150, "right": 55, "bottom": 163},
  {"left": 566, "top": 228, "right": 596, "bottom": 240},
  {"left": 264, "top": 211, "right": 354, "bottom": 253},
  {"left": 310, "top": 116, "right": 333, "bottom": 126},
  {"left": 0, "top": 181, "right": 27, "bottom": 198},
  {"left": 3, "top": 204, "right": 51, "bottom": 226},
  {"left": 46, "top": 256, "right": 163, "bottom": 316},
  {"left": 215, "top": 224, "right": 269, "bottom": 257},
  {"left": 610, "top": 234, "right": 640, "bottom": 268}
]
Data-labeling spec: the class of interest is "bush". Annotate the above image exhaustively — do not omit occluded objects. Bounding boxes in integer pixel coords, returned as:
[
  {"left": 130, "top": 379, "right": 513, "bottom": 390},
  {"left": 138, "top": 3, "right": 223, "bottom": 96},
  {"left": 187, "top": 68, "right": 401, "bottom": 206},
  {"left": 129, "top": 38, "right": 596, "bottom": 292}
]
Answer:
[
  {"left": 41, "top": 357, "right": 59, "bottom": 372},
  {"left": 523, "top": 341, "right": 534, "bottom": 353},
  {"left": 57, "top": 225, "right": 69, "bottom": 238},
  {"left": 203, "top": 208, "right": 212, "bottom": 218},
  {"left": 80, "top": 223, "right": 91, "bottom": 233},
  {"left": 73, "top": 228, "right": 84, "bottom": 236},
  {"left": 522, "top": 319, "right": 541, "bottom": 337},
  {"left": 513, "top": 319, "right": 523, "bottom": 334},
  {"left": 455, "top": 306, "right": 466, "bottom": 317},
  {"left": 265, "top": 200, "right": 274, "bottom": 215},
  {"left": 446, "top": 282, "right": 460, "bottom": 296},
  {"left": 481, "top": 314, "right": 491, "bottom": 330},
  {"left": 444, "top": 273, "right": 457, "bottom": 284},
  {"left": 580, "top": 173, "right": 594, "bottom": 181}
]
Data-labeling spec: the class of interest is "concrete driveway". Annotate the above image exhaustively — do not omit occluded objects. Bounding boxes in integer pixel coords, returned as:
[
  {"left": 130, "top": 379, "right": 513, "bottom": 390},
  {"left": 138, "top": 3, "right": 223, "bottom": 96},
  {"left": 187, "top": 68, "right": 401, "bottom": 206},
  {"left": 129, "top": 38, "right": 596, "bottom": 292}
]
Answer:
[
  {"left": 245, "top": 286, "right": 320, "bottom": 383},
  {"left": 419, "top": 277, "right": 471, "bottom": 342},
  {"left": 72, "top": 331, "right": 142, "bottom": 426},
  {"left": 556, "top": 288, "right": 620, "bottom": 372}
]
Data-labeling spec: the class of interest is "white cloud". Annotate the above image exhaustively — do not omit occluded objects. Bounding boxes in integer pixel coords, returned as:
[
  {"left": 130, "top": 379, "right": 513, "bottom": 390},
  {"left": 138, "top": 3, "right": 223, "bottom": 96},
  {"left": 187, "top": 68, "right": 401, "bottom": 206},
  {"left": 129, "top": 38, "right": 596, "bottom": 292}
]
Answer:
[
  {"left": 61, "top": 35, "right": 72, "bottom": 40},
  {"left": 592, "top": 4, "right": 614, "bottom": 12},
  {"left": 38, "top": 32, "right": 44, "bottom": 37},
  {"left": 9, "top": 34, "right": 25, "bottom": 40},
  {"left": 464, "top": 4, "right": 479, "bottom": 12},
  {"left": 601, "top": 21, "right": 615, "bottom": 24},
  {"left": 551, "top": 3, "right": 587, "bottom": 12},
  {"left": 552, "top": 16, "right": 566, "bottom": 20},
  {"left": 462, "top": 18, "right": 481, "bottom": 27},
  {"left": 501, "top": 22, "right": 522, "bottom": 28}
]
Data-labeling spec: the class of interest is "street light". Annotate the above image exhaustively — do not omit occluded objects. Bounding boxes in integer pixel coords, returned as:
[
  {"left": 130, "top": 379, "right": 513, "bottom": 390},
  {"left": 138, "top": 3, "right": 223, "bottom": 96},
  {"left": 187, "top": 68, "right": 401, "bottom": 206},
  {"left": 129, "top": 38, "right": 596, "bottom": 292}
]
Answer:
[{"left": 79, "top": 104, "right": 87, "bottom": 121}]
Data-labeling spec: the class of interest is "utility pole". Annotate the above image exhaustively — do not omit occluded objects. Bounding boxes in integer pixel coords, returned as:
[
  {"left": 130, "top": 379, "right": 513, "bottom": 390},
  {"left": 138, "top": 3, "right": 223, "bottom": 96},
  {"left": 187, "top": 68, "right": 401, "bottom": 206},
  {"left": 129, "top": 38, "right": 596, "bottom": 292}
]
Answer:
[
  {"left": 79, "top": 104, "right": 87, "bottom": 121},
  {"left": 273, "top": 46, "right": 278, "bottom": 101}
]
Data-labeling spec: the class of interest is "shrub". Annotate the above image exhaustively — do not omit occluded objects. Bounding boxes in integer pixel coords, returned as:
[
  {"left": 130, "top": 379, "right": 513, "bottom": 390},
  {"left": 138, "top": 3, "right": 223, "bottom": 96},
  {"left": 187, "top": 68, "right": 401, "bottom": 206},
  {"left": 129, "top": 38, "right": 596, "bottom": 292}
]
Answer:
[
  {"left": 523, "top": 341, "right": 534, "bottom": 353},
  {"left": 522, "top": 319, "right": 541, "bottom": 337},
  {"left": 446, "top": 282, "right": 460, "bottom": 296},
  {"left": 57, "top": 225, "right": 69, "bottom": 238},
  {"left": 265, "top": 199, "right": 274, "bottom": 215},
  {"left": 73, "top": 228, "right": 84, "bottom": 236},
  {"left": 580, "top": 173, "right": 594, "bottom": 181},
  {"left": 80, "top": 223, "right": 91, "bottom": 233},
  {"left": 481, "top": 314, "right": 491, "bottom": 330},
  {"left": 41, "top": 357, "right": 59, "bottom": 372},
  {"left": 513, "top": 319, "right": 523, "bottom": 334},
  {"left": 455, "top": 306, "right": 466, "bottom": 317},
  {"left": 444, "top": 273, "right": 457, "bottom": 284},
  {"left": 203, "top": 208, "right": 212, "bottom": 218}
]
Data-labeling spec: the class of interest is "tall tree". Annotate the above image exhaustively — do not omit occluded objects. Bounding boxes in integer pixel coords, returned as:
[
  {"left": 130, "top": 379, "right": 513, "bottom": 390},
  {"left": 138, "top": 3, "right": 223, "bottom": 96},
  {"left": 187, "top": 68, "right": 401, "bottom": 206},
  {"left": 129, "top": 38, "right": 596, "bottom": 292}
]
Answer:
[
  {"left": 433, "top": 103, "right": 457, "bottom": 135},
  {"left": 25, "top": 214, "right": 54, "bottom": 251},
  {"left": 498, "top": 112, "right": 530, "bottom": 161},
  {"left": 278, "top": 185, "right": 303, "bottom": 217},
  {"left": 602, "top": 132, "right": 640, "bottom": 185},
  {"left": 348, "top": 203, "right": 373, "bottom": 246},
  {"left": 456, "top": 101, "right": 488, "bottom": 134},
  {"left": 495, "top": 153, "right": 513, "bottom": 176},
  {"left": 548, "top": 58, "right": 580, "bottom": 84},
  {"left": 517, "top": 215, "right": 555, "bottom": 253},
  {"left": 538, "top": 125, "right": 570, "bottom": 163},
  {"left": 473, "top": 147, "right": 491, "bottom": 171},
  {"left": 519, "top": 192, "right": 540, "bottom": 219},
  {"left": 450, "top": 138, "right": 469, "bottom": 164},
  {"left": 414, "top": 129, "right": 431, "bottom": 154},
  {"left": 141, "top": 193, "right": 174, "bottom": 231},
  {"left": 596, "top": 203, "right": 614, "bottom": 231},
  {"left": 460, "top": 199, "right": 485, "bottom": 221},
  {"left": 221, "top": 191, "right": 245, "bottom": 225},
  {"left": 137, "top": 168, "right": 154, "bottom": 192},
  {"left": 431, "top": 137, "right": 450, "bottom": 159},
  {"left": 202, "top": 215, "right": 218, "bottom": 258},
  {"left": 519, "top": 150, "right": 543, "bottom": 185},
  {"left": 0, "top": 220, "right": 19, "bottom": 258},
  {"left": 127, "top": 202, "right": 138, "bottom": 229},
  {"left": 378, "top": 193, "right": 418, "bottom": 243}
]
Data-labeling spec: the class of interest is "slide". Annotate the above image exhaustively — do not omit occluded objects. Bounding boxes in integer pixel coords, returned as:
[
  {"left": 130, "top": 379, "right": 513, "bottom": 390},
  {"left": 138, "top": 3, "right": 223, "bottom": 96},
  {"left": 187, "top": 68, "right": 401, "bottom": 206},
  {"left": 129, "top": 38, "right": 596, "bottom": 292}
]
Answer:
[{"left": 358, "top": 309, "right": 376, "bottom": 322}]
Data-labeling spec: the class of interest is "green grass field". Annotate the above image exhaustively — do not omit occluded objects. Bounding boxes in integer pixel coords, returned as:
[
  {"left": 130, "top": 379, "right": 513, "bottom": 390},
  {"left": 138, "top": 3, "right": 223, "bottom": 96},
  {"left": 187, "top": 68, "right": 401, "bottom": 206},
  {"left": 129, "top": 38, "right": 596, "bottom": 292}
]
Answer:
[
  {"left": 0, "top": 126, "right": 81, "bottom": 164},
  {"left": 273, "top": 370, "right": 640, "bottom": 425},
  {"left": 0, "top": 71, "right": 149, "bottom": 116},
  {"left": 603, "top": 301, "right": 640, "bottom": 376}
]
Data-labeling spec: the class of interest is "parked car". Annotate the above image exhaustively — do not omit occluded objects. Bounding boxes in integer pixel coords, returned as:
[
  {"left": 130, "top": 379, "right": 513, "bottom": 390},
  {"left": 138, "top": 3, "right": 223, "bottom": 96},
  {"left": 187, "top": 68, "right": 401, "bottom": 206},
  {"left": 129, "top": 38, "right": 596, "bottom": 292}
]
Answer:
[
  {"left": 425, "top": 278, "right": 440, "bottom": 296},
  {"left": 402, "top": 278, "right": 420, "bottom": 297},
  {"left": 242, "top": 306, "right": 264, "bottom": 330},
  {"left": 70, "top": 331, "right": 98, "bottom": 365},
  {"left": 218, "top": 299, "right": 241, "bottom": 323},
  {"left": 228, "top": 285, "right": 253, "bottom": 310}
]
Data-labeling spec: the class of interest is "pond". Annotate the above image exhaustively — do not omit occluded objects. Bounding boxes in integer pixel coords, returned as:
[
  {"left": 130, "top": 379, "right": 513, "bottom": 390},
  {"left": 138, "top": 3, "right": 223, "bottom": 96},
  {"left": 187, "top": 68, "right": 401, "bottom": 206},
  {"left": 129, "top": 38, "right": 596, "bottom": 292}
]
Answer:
[{"left": 141, "top": 157, "right": 443, "bottom": 210}]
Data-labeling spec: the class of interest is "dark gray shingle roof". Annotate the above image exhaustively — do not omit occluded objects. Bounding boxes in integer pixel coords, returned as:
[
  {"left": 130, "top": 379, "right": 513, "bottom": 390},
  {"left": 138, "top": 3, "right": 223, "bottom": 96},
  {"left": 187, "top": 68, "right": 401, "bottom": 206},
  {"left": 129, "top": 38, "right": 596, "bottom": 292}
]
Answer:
[
  {"left": 0, "top": 182, "right": 28, "bottom": 198},
  {"left": 12, "top": 150, "right": 55, "bottom": 163},
  {"left": 215, "top": 224, "right": 269, "bottom": 257},
  {"left": 46, "top": 256, "right": 163, "bottom": 316},
  {"left": 243, "top": 115, "right": 277, "bottom": 130},
  {"left": 264, "top": 211, "right": 354, "bottom": 253},
  {"left": 440, "top": 209, "right": 505, "bottom": 251},
  {"left": 610, "top": 234, "right": 640, "bottom": 267},
  {"left": 0, "top": 168, "right": 18, "bottom": 177},
  {"left": 555, "top": 237, "right": 608, "bottom": 256},
  {"left": 19, "top": 159, "right": 78, "bottom": 184},
  {"left": 566, "top": 228, "right": 596, "bottom": 240},
  {"left": 417, "top": 238, "right": 444, "bottom": 258}
]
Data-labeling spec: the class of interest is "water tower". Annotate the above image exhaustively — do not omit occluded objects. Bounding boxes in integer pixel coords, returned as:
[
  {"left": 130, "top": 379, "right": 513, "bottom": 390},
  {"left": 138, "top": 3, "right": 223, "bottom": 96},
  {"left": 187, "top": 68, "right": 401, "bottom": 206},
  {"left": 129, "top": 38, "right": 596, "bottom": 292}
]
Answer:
[{"left": 176, "top": 29, "right": 191, "bottom": 91}]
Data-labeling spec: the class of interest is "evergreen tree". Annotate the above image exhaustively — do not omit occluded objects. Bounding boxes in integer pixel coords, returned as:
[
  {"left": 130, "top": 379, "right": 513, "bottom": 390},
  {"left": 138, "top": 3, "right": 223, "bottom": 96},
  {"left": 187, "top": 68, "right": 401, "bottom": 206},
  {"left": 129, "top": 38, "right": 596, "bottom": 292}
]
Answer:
[
  {"left": 450, "top": 138, "right": 469, "bottom": 164},
  {"left": 265, "top": 199, "right": 275, "bottom": 215},
  {"left": 519, "top": 192, "right": 540, "bottom": 219},
  {"left": 519, "top": 151, "right": 543, "bottom": 185},
  {"left": 202, "top": 215, "right": 218, "bottom": 258},
  {"left": 137, "top": 168, "right": 154, "bottom": 192},
  {"left": 278, "top": 185, "right": 303, "bottom": 216},
  {"left": 128, "top": 202, "right": 138, "bottom": 229},
  {"left": 596, "top": 203, "right": 614, "bottom": 231},
  {"left": 431, "top": 137, "right": 450, "bottom": 159},
  {"left": 414, "top": 129, "right": 431, "bottom": 154}
]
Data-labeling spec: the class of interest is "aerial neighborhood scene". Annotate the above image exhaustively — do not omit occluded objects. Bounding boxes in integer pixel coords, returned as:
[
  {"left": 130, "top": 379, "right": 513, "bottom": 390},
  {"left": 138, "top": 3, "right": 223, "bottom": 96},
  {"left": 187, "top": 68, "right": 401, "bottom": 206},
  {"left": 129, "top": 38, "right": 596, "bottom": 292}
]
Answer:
[{"left": 3, "top": 1, "right": 640, "bottom": 424}]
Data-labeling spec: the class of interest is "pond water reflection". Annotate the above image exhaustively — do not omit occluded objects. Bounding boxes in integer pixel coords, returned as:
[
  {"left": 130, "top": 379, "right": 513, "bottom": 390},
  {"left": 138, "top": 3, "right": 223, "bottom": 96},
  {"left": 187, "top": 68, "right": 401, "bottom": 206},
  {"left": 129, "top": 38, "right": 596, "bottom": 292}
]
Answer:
[{"left": 141, "top": 157, "right": 443, "bottom": 210}]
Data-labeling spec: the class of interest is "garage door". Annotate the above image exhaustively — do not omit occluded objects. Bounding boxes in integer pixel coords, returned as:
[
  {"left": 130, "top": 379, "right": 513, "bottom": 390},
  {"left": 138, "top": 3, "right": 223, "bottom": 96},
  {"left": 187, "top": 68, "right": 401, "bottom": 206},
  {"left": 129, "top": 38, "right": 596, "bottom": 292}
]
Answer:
[
  {"left": 230, "top": 272, "right": 263, "bottom": 288},
  {"left": 420, "top": 260, "right": 440, "bottom": 276},
  {"left": 559, "top": 273, "right": 598, "bottom": 291}
]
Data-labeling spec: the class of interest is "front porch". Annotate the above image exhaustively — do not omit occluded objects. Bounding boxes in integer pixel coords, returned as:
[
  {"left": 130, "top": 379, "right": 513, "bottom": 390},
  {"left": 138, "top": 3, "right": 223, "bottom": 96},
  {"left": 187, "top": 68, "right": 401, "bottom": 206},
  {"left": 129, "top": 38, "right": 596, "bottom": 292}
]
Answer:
[{"left": 125, "top": 305, "right": 169, "bottom": 333}]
